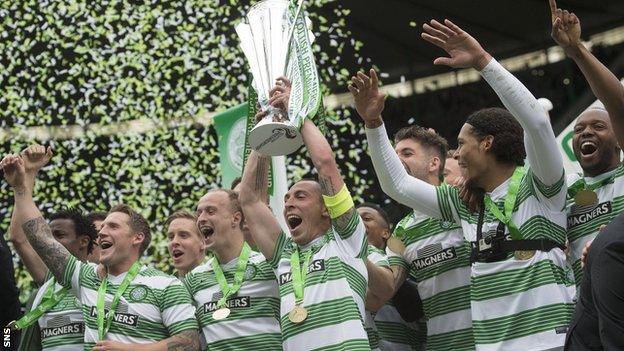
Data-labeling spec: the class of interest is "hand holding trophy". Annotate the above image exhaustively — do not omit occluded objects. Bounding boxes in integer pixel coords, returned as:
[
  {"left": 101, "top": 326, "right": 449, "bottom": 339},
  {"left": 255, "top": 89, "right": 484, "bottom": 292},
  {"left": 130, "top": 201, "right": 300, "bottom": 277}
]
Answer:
[{"left": 236, "top": 0, "right": 321, "bottom": 156}]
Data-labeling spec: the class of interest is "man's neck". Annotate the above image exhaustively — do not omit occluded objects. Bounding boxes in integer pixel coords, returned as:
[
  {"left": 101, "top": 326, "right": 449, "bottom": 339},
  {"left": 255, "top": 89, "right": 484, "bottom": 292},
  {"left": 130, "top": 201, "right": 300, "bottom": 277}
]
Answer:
[
  {"left": 177, "top": 254, "right": 206, "bottom": 278},
  {"left": 214, "top": 234, "right": 245, "bottom": 264},
  {"left": 583, "top": 161, "right": 620, "bottom": 178},
  {"left": 481, "top": 163, "right": 517, "bottom": 193},
  {"left": 107, "top": 256, "right": 139, "bottom": 276}
]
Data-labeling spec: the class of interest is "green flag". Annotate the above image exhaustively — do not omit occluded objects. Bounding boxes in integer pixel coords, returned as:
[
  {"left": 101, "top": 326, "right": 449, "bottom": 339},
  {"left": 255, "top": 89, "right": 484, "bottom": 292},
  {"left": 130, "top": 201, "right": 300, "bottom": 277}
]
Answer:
[{"left": 214, "top": 103, "right": 249, "bottom": 188}]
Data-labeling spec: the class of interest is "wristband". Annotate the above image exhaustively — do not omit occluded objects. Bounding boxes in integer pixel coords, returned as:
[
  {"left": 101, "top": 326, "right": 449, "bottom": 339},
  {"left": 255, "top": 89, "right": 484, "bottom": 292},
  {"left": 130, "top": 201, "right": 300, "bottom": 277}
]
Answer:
[{"left": 322, "top": 184, "right": 354, "bottom": 219}]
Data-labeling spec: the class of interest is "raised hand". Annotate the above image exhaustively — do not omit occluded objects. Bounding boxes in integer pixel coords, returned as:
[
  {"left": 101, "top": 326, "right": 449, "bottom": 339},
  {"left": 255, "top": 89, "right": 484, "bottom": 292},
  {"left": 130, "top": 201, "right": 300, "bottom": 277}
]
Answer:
[
  {"left": 421, "top": 19, "right": 491, "bottom": 70},
  {"left": 348, "top": 69, "right": 386, "bottom": 128},
  {"left": 549, "top": 0, "right": 581, "bottom": 51},
  {"left": 268, "top": 76, "right": 291, "bottom": 112},
  {"left": 21, "top": 144, "right": 53, "bottom": 175},
  {"left": 1, "top": 154, "right": 27, "bottom": 189}
]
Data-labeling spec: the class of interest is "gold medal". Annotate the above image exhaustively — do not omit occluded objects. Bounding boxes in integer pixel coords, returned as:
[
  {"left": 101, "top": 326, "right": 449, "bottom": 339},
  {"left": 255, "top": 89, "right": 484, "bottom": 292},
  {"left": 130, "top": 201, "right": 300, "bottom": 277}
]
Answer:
[
  {"left": 387, "top": 237, "right": 406, "bottom": 254},
  {"left": 514, "top": 250, "right": 535, "bottom": 261},
  {"left": 288, "top": 305, "right": 308, "bottom": 324},
  {"left": 212, "top": 307, "right": 231, "bottom": 320},
  {"left": 574, "top": 189, "right": 598, "bottom": 206}
]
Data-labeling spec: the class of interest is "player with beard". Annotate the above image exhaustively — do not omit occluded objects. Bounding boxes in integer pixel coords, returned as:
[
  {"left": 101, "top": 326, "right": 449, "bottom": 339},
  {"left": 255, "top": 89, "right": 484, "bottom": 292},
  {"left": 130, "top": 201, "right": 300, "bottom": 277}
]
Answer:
[
  {"left": 357, "top": 203, "right": 427, "bottom": 351},
  {"left": 357, "top": 127, "right": 475, "bottom": 350},
  {"left": 184, "top": 189, "right": 282, "bottom": 350},
  {"left": 548, "top": 0, "right": 624, "bottom": 288},
  {"left": 239, "top": 93, "right": 370, "bottom": 349},
  {"left": 166, "top": 211, "right": 206, "bottom": 278},
  {"left": 1, "top": 147, "right": 200, "bottom": 351},
  {"left": 7, "top": 145, "right": 97, "bottom": 351},
  {"left": 352, "top": 20, "right": 573, "bottom": 350}
]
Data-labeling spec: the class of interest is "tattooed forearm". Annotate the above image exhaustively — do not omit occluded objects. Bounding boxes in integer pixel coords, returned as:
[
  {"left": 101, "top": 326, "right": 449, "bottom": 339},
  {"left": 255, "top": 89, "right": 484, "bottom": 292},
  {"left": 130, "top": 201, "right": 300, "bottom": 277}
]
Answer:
[
  {"left": 318, "top": 176, "right": 336, "bottom": 196},
  {"left": 166, "top": 330, "right": 200, "bottom": 351},
  {"left": 22, "top": 217, "right": 70, "bottom": 282},
  {"left": 334, "top": 207, "right": 356, "bottom": 233},
  {"left": 254, "top": 156, "right": 270, "bottom": 193},
  {"left": 14, "top": 185, "right": 27, "bottom": 197}
]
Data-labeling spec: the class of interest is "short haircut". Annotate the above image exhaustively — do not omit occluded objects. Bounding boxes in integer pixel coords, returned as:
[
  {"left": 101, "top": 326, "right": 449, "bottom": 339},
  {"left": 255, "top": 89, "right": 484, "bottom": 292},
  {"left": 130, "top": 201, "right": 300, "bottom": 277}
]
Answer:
[
  {"left": 108, "top": 204, "right": 152, "bottom": 255},
  {"left": 230, "top": 177, "right": 242, "bottom": 190},
  {"left": 87, "top": 211, "right": 107, "bottom": 224},
  {"left": 207, "top": 189, "right": 244, "bottom": 228},
  {"left": 50, "top": 208, "right": 98, "bottom": 254},
  {"left": 356, "top": 202, "right": 391, "bottom": 230},
  {"left": 394, "top": 125, "right": 449, "bottom": 182},
  {"left": 164, "top": 210, "right": 201, "bottom": 237},
  {"left": 465, "top": 107, "right": 526, "bottom": 166}
]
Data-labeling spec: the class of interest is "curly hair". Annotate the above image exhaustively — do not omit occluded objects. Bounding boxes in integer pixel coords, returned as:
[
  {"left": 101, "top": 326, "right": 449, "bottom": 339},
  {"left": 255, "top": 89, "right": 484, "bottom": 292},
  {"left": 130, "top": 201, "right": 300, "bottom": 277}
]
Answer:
[
  {"left": 465, "top": 107, "right": 526, "bottom": 166},
  {"left": 356, "top": 202, "right": 391, "bottom": 230},
  {"left": 50, "top": 208, "right": 98, "bottom": 254},
  {"left": 394, "top": 125, "right": 449, "bottom": 182},
  {"left": 108, "top": 204, "right": 152, "bottom": 255}
]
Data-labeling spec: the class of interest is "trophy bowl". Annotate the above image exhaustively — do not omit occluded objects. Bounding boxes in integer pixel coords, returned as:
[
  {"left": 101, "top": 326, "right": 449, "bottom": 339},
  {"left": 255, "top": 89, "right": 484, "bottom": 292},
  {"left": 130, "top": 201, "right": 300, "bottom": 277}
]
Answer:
[{"left": 248, "top": 107, "right": 303, "bottom": 156}]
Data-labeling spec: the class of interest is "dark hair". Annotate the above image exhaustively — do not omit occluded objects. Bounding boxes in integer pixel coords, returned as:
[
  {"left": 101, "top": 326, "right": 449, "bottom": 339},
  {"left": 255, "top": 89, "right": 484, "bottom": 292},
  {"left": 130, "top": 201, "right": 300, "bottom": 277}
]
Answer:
[
  {"left": 447, "top": 149, "right": 457, "bottom": 158},
  {"left": 108, "top": 204, "right": 152, "bottom": 255},
  {"left": 87, "top": 211, "right": 107, "bottom": 224},
  {"left": 465, "top": 107, "right": 526, "bottom": 166},
  {"left": 230, "top": 177, "right": 242, "bottom": 190},
  {"left": 356, "top": 202, "right": 391, "bottom": 230},
  {"left": 394, "top": 125, "right": 449, "bottom": 182},
  {"left": 50, "top": 209, "right": 98, "bottom": 254}
]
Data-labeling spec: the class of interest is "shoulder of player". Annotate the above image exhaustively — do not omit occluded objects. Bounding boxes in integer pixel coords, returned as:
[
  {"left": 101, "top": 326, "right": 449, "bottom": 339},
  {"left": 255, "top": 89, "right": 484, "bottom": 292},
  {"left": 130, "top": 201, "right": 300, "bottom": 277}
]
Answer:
[{"left": 134, "top": 266, "right": 184, "bottom": 287}]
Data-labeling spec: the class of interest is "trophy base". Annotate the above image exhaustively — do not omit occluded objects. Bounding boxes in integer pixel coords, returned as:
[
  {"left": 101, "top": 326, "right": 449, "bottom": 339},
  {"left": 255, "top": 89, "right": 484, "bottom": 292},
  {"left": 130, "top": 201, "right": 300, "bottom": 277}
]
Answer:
[{"left": 249, "top": 121, "right": 303, "bottom": 156}]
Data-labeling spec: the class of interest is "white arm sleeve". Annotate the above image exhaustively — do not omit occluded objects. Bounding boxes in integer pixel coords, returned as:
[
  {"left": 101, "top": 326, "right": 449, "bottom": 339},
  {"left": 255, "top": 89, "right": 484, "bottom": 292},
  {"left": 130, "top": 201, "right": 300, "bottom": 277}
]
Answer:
[
  {"left": 480, "top": 59, "right": 563, "bottom": 186},
  {"left": 365, "top": 124, "right": 442, "bottom": 219}
]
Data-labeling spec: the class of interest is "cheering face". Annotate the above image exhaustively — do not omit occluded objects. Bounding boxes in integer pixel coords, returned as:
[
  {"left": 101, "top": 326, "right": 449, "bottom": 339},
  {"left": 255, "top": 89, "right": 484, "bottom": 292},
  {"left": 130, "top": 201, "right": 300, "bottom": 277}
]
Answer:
[
  {"left": 443, "top": 157, "right": 462, "bottom": 185},
  {"left": 50, "top": 218, "right": 86, "bottom": 258},
  {"left": 455, "top": 124, "right": 489, "bottom": 185},
  {"left": 167, "top": 218, "right": 205, "bottom": 274},
  {"left": 357, "top": 207, "right": 389, "bottom": 250},
  {"left": 284, "top": 180, "right": 328, "bottom": 245},
  {"left": 395, "top": 139, "right": 430, "bottom": 182},
  {"left": 98, "top": 212, "right": 143, "bottom": 267},
  {"left": 196, "top": 191, "right": 241, "bottom": 252},
  {"left": 87, "top": 220, "right": 103, "bottom": 264},
  {"left": 572, "top": 109, "right": 620, "bottom": 176}
]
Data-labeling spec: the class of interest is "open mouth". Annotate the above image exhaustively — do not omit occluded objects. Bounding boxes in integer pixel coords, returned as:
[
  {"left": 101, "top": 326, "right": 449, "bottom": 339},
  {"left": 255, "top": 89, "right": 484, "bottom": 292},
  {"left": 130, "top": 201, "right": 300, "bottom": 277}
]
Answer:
[
  {"left": 100, "top": 240, "right": 113, "bottom": 250},
  {"left": 200, "top": 226, "right": 214, "bottom": 238},
  {"left": 287, "top": 214, "right": 303, "bottom": 231},
  {"left": 580, "top": 140, "right": 598, "bottom": 157},
  {"left": 172, "top": 249, "right": 184, "bottom": 259}
]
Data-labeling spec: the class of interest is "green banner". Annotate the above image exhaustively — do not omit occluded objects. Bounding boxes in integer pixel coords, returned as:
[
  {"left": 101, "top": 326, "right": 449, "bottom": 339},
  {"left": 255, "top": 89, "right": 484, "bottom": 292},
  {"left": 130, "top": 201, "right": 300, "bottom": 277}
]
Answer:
[{"left": 214, "top": 103, "right": 249, "bottom": 188}]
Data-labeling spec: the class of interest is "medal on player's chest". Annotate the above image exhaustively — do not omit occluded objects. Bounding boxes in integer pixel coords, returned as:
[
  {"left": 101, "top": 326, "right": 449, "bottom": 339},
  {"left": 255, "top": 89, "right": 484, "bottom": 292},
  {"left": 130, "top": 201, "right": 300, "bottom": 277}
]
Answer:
[
  {"left": 288, "top": 304, "right": 308, "bottom": 324},
  {"left": 574, "top": 188, "right": 598, "bottom": 206}
]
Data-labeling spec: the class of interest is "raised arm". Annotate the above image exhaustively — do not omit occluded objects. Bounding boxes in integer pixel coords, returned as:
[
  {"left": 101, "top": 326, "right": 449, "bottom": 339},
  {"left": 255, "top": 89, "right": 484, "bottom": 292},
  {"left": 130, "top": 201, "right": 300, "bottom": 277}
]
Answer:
[
  {"left": 1, "top": 153, "right": 70, "bottom": 284},
  {"left": 550, "top": 0, "right": 624, "bottom": 144},
  {"left": 238, "top": 150, "right": 282, "bottom": 261},
  {"left": 8, "top": 209, "right": 48, "bottom": 285},
  {"left": 422, "top": 19, "right": 563, "bottom": 187},
  {"left": 348, "top": 70, "right": 444, "bottom": 219}
]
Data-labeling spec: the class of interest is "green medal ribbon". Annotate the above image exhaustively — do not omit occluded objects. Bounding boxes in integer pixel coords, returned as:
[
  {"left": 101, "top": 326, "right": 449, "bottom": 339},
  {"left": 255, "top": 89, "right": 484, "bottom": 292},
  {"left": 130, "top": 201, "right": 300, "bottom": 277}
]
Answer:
[
  {"left": 9, "top": 278, "right": 68, "bottom": 330},
  {"left": 97, "top": 261, "right": 142, "bottom": 340},
  {"left": 290, "top": 248, "right": 312, "bottom": 305},
  {"left": 567, "top": 175, "right": 614, "bottom": 198},
  {"left": 212, "top": 242, "right": 252, "bottom": 309},
  {"left": 395, "top": 217, "right": 432, "bottom": 241},
  {"left": 484, "top": 167, "right": 525, "bottom": 241}
]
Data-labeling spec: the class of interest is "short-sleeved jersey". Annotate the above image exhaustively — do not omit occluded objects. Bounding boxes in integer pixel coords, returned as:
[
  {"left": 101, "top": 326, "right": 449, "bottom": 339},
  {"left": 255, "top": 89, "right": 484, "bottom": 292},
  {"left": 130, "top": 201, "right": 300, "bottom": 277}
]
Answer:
[
  {"left": 268, "top": 212, "right": 370, "bottom": 351},
  {"left": 566, "top": 163, "right": 624, "bottom": 286},
  {"left": 60, "top": 256, "right": 198, "bottom": 350},
  {"left": 387, "top": 211, "right": 475, "bottom": 351},
  {"left": 364, "top": 245, "right": 390, "bottom": 351},
  {"left": 374, "top": 300, "right": 426, "bottom": 351},
  {"left": 184, "top": 250, "right": 282, "bottom": 350},
  {"left": 436, "top": 169, "right": 574, "bottom": 350},
  {"left": 33, "top": 275, "right": 84, "bottom": 351}
]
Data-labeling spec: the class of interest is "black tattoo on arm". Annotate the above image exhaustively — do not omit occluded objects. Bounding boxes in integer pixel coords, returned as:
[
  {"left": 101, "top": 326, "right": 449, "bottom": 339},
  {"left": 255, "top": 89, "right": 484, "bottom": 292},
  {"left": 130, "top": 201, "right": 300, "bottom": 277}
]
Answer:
[
  {"left": 22, "top": 217, "right": 70, "bottom": 282},
  {"left": 166, "top": 330, "right": 200, "bottom": 351},
  {"left": 254, "top": 156, "right": 270, "bottom": 193},
  {"left": 318, "top": 176, "right": 337, "bottom": 196}
]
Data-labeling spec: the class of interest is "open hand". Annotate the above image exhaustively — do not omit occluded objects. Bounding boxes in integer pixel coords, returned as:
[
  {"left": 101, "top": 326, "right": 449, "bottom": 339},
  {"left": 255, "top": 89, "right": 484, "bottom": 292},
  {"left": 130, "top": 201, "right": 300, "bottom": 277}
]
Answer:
[
  {"left": 421, "top": 19, "right": 491, "bottom": 70},
  {"left": 21, "top": 145, "right": 53, "bottom": 174},
  {"left": 549, "top": 0, "right": 581, "bottom": 51},
  {"left": 1, "top": 154, "right": 27, "bottom": 189},
  {"left": 348, "top": 69, "right": 386, "bottom": 128}
]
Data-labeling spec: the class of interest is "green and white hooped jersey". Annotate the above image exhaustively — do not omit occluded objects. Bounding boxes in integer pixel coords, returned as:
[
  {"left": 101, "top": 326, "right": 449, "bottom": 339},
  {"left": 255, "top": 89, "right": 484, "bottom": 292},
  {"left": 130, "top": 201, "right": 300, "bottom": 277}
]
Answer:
[
  {"left": 364, "top": 245, "right": 390, "bottom": 351},
  {"left": 436, "top": 169, "right": 574, "bottom": 351},
  {"left": 34, "top": 275, "right": 84, "bottom": 351},
  {"left": 387, "top": 211, "right": 474, "bottom": 351},
  {"left": 374, "top": 300, "right": 426, "bottom": 351},
  {"left": 269, "top": 212, "right": 370, "bottom": 351},
  {"left": 566, "top": 163, "right": 624, "bottom": 286},
  {"left": 184, "top": 250, "right": 282, "bottom": 350},
  {"left": 60, "top": 256, "right": 198, "bottom": 350}
]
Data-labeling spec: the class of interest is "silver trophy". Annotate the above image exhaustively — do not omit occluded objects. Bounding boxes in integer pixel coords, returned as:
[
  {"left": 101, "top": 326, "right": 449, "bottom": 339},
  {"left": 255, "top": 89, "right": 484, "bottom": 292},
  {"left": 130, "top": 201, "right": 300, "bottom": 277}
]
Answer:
[{"left": 236, "top": 0, "right": 318, "bottom": 156}]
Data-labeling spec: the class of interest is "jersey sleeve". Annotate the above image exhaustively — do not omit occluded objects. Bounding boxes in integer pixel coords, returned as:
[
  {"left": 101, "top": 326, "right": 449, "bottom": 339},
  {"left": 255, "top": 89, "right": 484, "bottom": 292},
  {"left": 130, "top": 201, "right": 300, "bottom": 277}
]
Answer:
[
  {"left": 268, "top": 231, "right": 291, "bottom": 270},
  {"left": 385, "top": 245, "right": 410, "bottom": 271},
  {"left": 435, "top": 184, "right": 464, "bottom": 223},
  {"left": 367, "top": 245, "right": 390, "bottom": 268},
  {"left": 159, "top": 277, "right": 199, "bottom": 336},
  {"left": 60, "top": 255, "right": 93, "bottom": 298},
  {"left": 332, "top": 210, "right": 368, "bottom": 259}
]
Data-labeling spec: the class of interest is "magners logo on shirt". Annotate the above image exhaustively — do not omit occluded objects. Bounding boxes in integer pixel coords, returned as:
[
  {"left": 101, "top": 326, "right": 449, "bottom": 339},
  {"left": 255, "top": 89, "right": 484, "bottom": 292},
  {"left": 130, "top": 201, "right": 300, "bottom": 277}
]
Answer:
[
  {"left": 568, "top": 201, "right": 612, "bottom": 229},
  {"left": 89, "top": 306, "right": 139, "bottom": 326},
  {"left": 41, "top": 322, "right": 84, "bottom": 338},
  {"left": 204, "top": 296, "right": 251, "bottom": 312},
  {"left": 412, "top": 246, "right": 457, "bottom": 270},
  {"left": 279, "top": 259, "right": 325, "bottom": 286}
]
